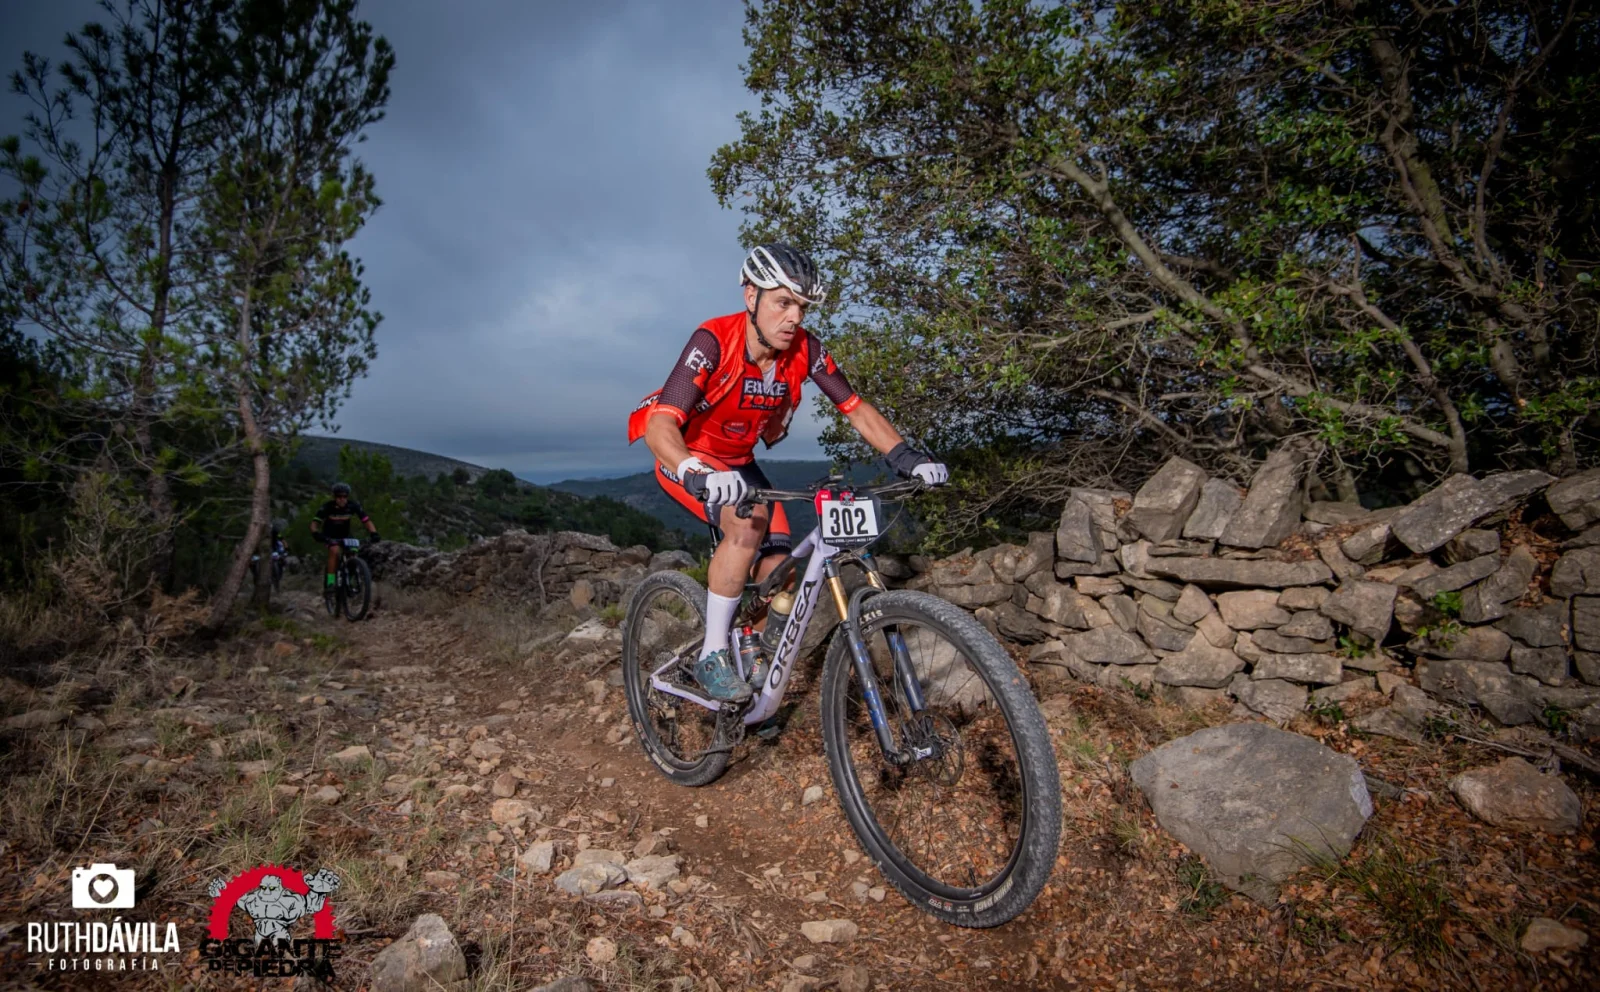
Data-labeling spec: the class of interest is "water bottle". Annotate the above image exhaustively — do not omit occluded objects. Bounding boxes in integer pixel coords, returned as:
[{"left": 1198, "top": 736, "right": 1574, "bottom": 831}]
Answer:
[
  {"left": 736, "top": 626, "right": 765, "bottom": 686},
  {"left": 760, "top": 589, "right": 795, "bottom": 657}
]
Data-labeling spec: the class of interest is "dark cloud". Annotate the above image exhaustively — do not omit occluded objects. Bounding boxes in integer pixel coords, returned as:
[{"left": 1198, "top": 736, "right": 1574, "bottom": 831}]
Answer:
[{"left": 1, "top": 0, "right": 838, "bottom": 483}]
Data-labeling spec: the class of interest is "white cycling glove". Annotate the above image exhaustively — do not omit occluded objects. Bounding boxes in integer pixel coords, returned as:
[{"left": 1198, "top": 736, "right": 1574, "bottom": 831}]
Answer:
[
  {"left": 680, "top": 465, "right": 748, "bottom": 507},
  {"left": 886, "top": 442, "right": 949, "bottom": 486}
]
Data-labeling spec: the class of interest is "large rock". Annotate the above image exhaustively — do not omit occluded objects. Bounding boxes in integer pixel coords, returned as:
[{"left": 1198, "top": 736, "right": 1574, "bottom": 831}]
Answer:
[
  {"left": 1320, "top": 582, "right": 1397, "bottom": 645},
  {"left": 1406, "top": 554, "right": 1501, "bottom": 599},
  {"left": 1496, "top": 603, "right": 1568, "bottom": 648},
  {"left": 1573, "top": 595, "right": 1600, "bottom": 653},
  {"left": 1026, "top": 582, "right": 1095, "bottom": 629},
  {"left": 1416, "top": 659, "right": 1540, "bottom": 725},
  {"left": 1341, "top": 521, "right": 1393, "bottom": 566},
  {"left": 1172, "top": 584, "right": 1214, "bottom": 625},
  {"left": 1216, "top": 590, "right": 1291, "bottom": 630},
  {"left": 1146, "top": 557, "right": 1332, "bottom": 589},
  {"left": 1279, "top": 611, "right": 1334, "bottom": 641},
  {"left": 1220, "top": 447, "right": 1313, "bottom": 549},
  {"left": 1137, "top": 609, "right": 1195, "bottom": 652},
  {"left": 1064, "top": 626, "right": 1156, "bottom": 666},
  {"left": 1183, "top": 479, "right": 1243, "bottom": 541},
  {"left": 1546, "top": 467, "right": 1600, "bottom": 532},
  {"left": 988, "top": 601, "right": 1053, "bottom": 644},
  {"left": 1552, "top": 548, "right": 1600, "bottom": 597},
  {"left": 1443, "top": 529, "right": 1501, "bottom": 564},
  {"left": 1509, "top": 645, "right": 1570, "bottom": 686},
  {"left": 1408, "top": 626, "right": 1512, "bottom": 663},
  {"left": 1130, "top": 724, "right": 1373, "bottom": 903},
  {"left": 369, "top": 914, "right": 468, "bottom": 992},
  {"left": 1056, "top": 496, "right": 1103, "bottom": 564},
  {"left": 1459, "top": 546, "right": 1538, "bottom": 623},
  {"left": 1303, "top": 502, "right": 1368, "bottom": 525},
  {"left": 1448, "top": 758, "right": 1582, "bottom": 834},
  {"left": 1154, "top": 636, "right": 1245, "bottom": 688},
  {"left": 1251, "top": 653, "right": 1343, "bottom": 685},
  {"left": 1389, "top": 471, "right": 1554, "bottom": 554},
  {"left": 1253, "top": 628, "right": 1334, "bottom": 654},
  {"left": 935, "top": 582, "right": 1013, "bottom": 609},
  {"left": 1128, "top": 457, "right": 1207, "bottom": 543},
  {"left": 1232, "top": 677, "right": 1309, "bottom": 725}
]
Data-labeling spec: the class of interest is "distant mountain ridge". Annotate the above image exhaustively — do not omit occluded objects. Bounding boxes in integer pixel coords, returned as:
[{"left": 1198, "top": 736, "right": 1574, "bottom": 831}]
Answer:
[{"left": 289, "top": 435, "right": 490, "bottom": 484}]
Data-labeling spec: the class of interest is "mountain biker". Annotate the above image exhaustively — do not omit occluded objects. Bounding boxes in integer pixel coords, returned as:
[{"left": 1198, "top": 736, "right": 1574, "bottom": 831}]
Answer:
[
  {"left": 628, "top": 243, "right": 948, "bottom": 703},
  {"left": 309, "top": 482, "right": 379, "bottom": 599}
]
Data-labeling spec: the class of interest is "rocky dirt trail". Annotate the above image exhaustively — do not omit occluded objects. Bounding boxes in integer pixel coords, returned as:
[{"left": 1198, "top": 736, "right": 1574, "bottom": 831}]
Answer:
[{"left": 2, "top": 579, "right": 1597, "bottom": 991}]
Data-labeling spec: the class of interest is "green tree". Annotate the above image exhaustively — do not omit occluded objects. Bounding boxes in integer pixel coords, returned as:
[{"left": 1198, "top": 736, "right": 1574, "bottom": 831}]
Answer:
[
  {"left": 0, "top": 0, "right": 237, "bottom": 591},
  {"left": 713, "top": 0, "right": 1598, "bottom": 542},
  {"left": 198, "top": 0, "right": 391, "bottom": 624}
]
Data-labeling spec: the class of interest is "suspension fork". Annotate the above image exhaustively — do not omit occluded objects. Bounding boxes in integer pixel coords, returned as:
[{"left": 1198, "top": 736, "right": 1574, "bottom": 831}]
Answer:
[
  {"left": 860, "top": 552, "right": 928, "bottom": 715},
  {"left": 828, "top": 559, "right": 907, "bottom": 764}
]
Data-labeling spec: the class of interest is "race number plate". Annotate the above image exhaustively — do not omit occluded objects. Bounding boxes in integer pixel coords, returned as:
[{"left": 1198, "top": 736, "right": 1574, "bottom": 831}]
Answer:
[
  {"left": 816, "top": 490, "right": 880, "bottom": 547},
  {"left": 343, "top": 538, "right": 362, "bottom": 548}
]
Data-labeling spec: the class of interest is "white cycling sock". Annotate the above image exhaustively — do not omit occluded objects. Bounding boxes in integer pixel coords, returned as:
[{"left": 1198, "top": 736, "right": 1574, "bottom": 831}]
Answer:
[{"left": 699, "top": 591, "right": 741, "bottom": 660}]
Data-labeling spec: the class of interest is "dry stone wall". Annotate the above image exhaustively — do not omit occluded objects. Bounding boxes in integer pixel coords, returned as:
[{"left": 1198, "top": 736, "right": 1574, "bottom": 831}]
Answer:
[
  {"left": 907, "top": 459, "right": 1600, "bottom": 742},
  {"left": 364, "top": 530, "right": 691, "bottom": 609}
]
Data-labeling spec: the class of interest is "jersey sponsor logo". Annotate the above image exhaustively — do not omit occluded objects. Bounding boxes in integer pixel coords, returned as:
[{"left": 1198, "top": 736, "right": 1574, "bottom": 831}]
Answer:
[
  {"left": 810, "top": 346, "right": 836, "bottom": 376},
  {"left": 683, "top": 346, "right": 714, "bottom": 374},
  {"left": 722, "top": 420, "right": 751, "bottom": 438},
  {"left": 739, "top": 376, "right": 789, "bottom": 411}
]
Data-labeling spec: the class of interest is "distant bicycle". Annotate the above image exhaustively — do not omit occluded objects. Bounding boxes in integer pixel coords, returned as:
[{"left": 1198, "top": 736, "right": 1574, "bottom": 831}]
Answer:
[
  {"left": 621, "top": 477, "right": 1062, "bottom": 928},
  {"left": 324, "top": 537, "right": 371, "bottom": 621},
  {"left": 251, "top": 536, "right": 288, "bottom": 594}
]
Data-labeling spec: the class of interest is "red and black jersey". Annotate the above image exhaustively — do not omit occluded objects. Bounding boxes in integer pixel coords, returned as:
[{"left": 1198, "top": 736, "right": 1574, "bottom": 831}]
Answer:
[{"left": 647, "top": 320, "right": 860, "bottom": 465}]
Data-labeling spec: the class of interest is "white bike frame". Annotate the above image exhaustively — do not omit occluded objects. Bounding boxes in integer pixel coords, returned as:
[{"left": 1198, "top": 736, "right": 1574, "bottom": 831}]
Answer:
[{"left": 648, "top": 526, "right": 837, "bottom": 726}]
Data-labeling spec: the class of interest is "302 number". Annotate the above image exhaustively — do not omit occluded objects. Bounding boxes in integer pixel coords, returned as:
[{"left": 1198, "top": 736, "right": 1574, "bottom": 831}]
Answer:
[{"left": 827, "top": 505, "right": 869, "bottom": 536}]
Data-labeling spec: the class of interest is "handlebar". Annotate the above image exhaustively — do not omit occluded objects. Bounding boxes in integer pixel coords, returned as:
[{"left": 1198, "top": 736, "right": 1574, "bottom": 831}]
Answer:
[{"left": 732, "top": 478, "right": 927, "bottom": 518}]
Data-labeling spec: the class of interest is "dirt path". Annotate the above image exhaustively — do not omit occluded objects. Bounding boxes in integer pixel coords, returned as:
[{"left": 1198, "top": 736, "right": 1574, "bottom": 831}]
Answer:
[{"left": 2, "top": 586, "right": 1595, "bottom": 990}]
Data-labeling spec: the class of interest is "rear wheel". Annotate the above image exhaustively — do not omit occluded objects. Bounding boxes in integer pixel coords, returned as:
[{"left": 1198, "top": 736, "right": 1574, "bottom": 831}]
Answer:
[
  {"left": 820, "top": 590, "right": 1061, "bottom": 928},
  {"left": 343, "top": 557, "right": 371, "bottom": 621},
  {"left": 622, "top": 570, "right": 732, "bottom": 787}
]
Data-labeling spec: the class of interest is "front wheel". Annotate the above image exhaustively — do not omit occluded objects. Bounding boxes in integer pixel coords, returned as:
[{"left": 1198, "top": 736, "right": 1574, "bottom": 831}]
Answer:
[
  {"left": 343, "top": 557, "right": 371, "bottom": 621},
  {"left": 622, "top": 570, "right": 731, "bottom": 787},
  {"left": 820, "top": 590, "right": 1061, "bottom": 928}
]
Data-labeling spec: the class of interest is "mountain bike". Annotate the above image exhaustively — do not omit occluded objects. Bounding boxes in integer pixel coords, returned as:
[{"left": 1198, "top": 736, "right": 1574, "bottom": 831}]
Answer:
[
  {"left": 621, "top": 478, "right": 1062, "bottom": 928},
  {"left": 323, "top": 538, "right": 371, "bottom": 621}
]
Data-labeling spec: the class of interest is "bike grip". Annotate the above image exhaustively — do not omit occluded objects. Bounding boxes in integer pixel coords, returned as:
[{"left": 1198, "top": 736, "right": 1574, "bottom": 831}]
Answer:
[{"left": 735, "top": 499, "right": 755, "bottom": 520}]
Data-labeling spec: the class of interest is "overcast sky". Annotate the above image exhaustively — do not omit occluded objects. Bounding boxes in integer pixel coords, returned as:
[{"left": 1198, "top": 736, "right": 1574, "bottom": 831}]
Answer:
[{"left": 1, "top": 0, "right": 835, "bottom": 483}]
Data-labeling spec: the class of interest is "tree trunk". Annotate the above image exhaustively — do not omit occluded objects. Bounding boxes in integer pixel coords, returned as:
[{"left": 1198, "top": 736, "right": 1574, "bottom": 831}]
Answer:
[
  {"left": 206, "top": 295, "right": 272, "bottom": 631},
  {"left": 141, "top": 161, "right": 182, "bottom": 593}
]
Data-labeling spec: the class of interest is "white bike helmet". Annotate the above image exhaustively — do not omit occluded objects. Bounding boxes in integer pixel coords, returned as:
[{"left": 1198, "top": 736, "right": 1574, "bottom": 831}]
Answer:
[{"left": 740, "top": 243, "right": 827, "bottom": 305}]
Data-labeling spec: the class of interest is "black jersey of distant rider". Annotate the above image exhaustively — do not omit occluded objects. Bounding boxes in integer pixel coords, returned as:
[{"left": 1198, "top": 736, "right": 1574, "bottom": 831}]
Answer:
[{"left": 313, "top": 499, "right": 369, "bottom": 539}]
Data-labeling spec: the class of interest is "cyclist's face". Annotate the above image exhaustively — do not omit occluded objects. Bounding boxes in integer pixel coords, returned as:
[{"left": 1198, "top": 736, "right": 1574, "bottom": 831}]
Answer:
[
  {"left": 334, "top": 493, "right": 347, "bottom": 504},
  {"left": 746, "top": 285, "right": 807, "bottom": 350}
]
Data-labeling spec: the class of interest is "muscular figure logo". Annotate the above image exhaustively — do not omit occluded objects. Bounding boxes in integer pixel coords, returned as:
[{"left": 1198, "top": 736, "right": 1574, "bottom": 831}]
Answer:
[{"left": 207, "top": 869, "right": 340, "bottom": 944}]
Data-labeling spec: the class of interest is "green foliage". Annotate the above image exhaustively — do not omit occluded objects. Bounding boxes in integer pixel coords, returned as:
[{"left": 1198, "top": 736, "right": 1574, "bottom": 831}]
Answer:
[
  {"left": 715, "top": 0, "right": 1600, "bottom": 544},
  {"left": 1308, "top": 700, "right": 1346, "bottom": 726},
  {"left": 1541, "top": 704, "right": 1571, "bottom": 737},
  {"left": 1427, "top": 591, "right": 1463, "bottom": 619},
  {"left": 1176, "top": 857, "right": 1229, "bottom": 919}
]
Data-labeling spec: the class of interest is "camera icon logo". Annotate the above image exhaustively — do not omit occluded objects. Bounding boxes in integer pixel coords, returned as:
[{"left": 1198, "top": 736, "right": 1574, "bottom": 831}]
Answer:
[{"left": 71, "top": 863, "right": 136, "bottom": 909}]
